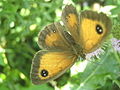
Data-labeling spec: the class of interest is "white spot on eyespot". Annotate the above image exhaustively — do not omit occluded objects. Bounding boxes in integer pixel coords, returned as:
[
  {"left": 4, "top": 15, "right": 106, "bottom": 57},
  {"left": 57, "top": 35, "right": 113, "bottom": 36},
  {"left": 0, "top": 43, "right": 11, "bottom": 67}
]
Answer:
[{"left": 53, "top": 30, "right": 56, "bottom": 33}]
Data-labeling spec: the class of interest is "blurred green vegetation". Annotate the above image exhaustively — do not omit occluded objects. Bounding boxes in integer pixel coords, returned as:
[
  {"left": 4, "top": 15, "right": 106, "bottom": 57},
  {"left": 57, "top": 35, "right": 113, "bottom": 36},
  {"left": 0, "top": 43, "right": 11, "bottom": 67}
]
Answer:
[{"left": 0, "top": 0, "right": 120, "bottom": 90}]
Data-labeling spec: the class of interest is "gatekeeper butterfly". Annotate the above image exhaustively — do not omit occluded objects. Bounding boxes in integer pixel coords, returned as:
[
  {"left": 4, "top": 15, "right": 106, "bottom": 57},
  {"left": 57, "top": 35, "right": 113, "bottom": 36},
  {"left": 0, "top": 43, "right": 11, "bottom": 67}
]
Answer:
[{"left": 30, "top": 4, "right": 112, "bottom": 84}]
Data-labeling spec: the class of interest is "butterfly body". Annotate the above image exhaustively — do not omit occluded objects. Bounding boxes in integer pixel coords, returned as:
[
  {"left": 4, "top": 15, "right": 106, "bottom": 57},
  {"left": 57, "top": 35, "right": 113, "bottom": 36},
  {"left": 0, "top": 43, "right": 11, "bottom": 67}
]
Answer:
[{"left": 30, "top": 4, "right": 112, "bottom": 85}]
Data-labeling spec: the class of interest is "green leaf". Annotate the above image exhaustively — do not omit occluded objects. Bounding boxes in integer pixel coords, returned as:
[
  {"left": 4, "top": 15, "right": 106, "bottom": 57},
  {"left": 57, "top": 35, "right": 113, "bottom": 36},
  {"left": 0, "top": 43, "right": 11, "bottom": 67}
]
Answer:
[
  {"left": 21, "top": 84, "right": 54, "bottom": 90},
  {"left": 111, "top": 6, "right": 120, "bottom": 15},
  {"left": 0, "top": 52, "right": 6, "bottom": 66},
  {"left": 76, "top": 49, "right": 120, "bottom": 90}
]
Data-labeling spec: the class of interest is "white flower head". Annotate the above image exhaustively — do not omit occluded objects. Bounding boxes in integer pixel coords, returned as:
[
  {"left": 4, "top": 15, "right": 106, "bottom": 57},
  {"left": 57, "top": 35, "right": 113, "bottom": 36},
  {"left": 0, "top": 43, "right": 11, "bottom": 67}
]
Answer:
[{"left": 111, "top": 38, "right": 120, "bottom": 52}]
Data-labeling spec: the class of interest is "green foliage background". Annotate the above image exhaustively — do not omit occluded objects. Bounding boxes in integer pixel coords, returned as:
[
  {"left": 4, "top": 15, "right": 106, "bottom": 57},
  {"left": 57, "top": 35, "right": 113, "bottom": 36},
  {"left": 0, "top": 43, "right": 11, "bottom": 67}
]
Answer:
[{"left": 0, "top": 0, "right": 120, "bottom": 90}]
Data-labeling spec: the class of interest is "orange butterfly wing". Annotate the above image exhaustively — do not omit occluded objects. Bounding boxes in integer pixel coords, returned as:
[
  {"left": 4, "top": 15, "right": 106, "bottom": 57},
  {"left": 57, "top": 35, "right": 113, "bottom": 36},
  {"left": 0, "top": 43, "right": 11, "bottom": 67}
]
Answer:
[
  {"left": 62, "top": 5, "right": 112, "bottom": 53},
  {"left": 38, "top": 22, "right": 75, "bottom": 51},
  {"left": 31, "top": 22, "right": 77, "bottom": 85},
  {"left": 62, "top": 5, "right": 79, "bottom": 43},
  {"left": 79, "top": 11, "right": 112, "bottom": 53},
  {"left": 30, "top": 51, "right": 77, "bottom": 84}
]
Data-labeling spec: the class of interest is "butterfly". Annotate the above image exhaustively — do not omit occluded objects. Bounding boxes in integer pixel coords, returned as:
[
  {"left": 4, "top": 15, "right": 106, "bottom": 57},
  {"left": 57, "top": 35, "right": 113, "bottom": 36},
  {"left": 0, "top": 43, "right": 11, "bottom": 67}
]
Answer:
[{"left": 30, "top": 4, "right": 112, "bottom": 85}]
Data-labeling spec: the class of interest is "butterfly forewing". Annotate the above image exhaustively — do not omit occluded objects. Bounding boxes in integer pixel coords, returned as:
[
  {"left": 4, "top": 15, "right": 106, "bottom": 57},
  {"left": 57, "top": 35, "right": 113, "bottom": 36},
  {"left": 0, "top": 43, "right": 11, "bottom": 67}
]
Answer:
[{"left": 79, "top": 11, "right": 112, "bottom": 53}]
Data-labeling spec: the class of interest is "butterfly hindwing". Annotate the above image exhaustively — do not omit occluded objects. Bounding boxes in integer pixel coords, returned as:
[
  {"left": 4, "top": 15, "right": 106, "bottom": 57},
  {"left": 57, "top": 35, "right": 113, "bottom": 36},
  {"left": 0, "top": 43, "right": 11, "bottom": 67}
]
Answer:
[
  {"left": 38, "top": 22, "right": 74, "bottom": 50},
  {"left": 30, "top": 50, "right": 77, "bottom": 84}
]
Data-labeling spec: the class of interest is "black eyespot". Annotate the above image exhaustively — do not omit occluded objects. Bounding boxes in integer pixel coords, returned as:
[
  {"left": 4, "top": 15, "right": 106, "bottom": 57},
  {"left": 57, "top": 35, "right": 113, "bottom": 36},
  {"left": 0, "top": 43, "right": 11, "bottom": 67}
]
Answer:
[
  {"left": 40, "top": 69, "right": 48, "bottom": 77},
  {"left": 96, "top": 24, "right": 103, "bottom": 34}
]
